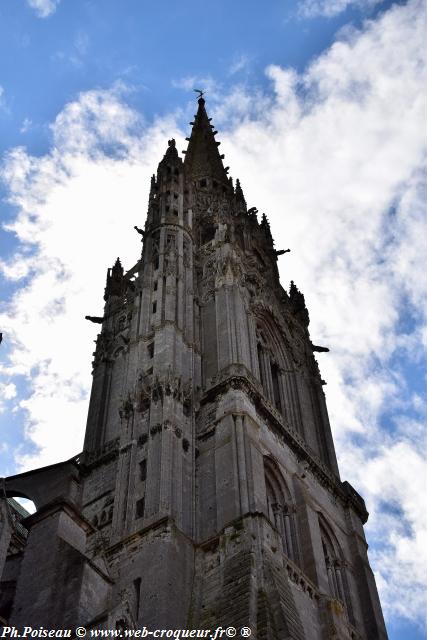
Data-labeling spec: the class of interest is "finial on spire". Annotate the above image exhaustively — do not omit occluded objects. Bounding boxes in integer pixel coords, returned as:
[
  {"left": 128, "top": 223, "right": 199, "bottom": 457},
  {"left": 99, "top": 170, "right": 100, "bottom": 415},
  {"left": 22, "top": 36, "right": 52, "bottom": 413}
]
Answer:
[
  {"left": 104, "top": 258, "right": 124, "bottom": 301},
  {"left": 235, "top": 178, "right": 246, "bottom": 204},
  {"left": 289, "top": 281, "right": 309, "bottom": 327},
  {"left": 184, "top": 89, "right": 228, "bottom": 183},
  {"left": 194, "top": 89, "right": 206, "bottom": 108}
]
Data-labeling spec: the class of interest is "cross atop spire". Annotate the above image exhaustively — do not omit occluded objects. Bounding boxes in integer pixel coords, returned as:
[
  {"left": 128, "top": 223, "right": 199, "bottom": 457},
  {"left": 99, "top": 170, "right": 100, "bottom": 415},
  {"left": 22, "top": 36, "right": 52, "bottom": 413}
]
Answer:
[{"left": 183, "top": 97, "right": 228, "bottom": 184}]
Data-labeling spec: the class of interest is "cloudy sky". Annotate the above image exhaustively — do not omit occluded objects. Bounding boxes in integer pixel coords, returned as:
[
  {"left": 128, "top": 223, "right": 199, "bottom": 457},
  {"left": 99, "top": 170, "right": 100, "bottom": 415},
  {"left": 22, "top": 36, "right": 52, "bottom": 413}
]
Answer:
[{"left": 0, "top": 0, "right": 426, "bottom": 637}]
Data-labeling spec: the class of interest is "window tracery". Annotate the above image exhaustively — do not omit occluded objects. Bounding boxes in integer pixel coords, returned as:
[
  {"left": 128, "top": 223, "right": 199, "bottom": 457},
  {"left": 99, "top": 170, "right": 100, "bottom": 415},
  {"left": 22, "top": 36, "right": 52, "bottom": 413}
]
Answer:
[
  {"left": 151, "top": 231, "right": 160, "bottom": 270},
  {"left": 264, "top": 457, "right": 299, "bottom": 565},
  {"left": 256, "top": 322, "right": 285, "bottom": 413},
  {"left": 255, "top": 313, "right": 304, "bottom": 436},
  {"left": 319, "top": 516, "right": 353, "bottom": 618}
]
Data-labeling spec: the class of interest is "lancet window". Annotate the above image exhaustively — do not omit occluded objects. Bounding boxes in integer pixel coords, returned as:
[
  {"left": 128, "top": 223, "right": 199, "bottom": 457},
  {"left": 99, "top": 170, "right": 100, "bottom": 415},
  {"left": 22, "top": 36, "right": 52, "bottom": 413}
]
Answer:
[
  {"left": 319, "top": 516, "right": 353, "bottom": 617},
  {"left": 151, "top": 231, "right": 160, "bottom": 271},
  {"left": 255, "top": 315, "right": 304, "bottom": 436},
  {"left": 264, "top": 457, "right": 299, "bottom": 565},
  {"left": 256, "top": 325, "right": 283, "bottom": 413}
]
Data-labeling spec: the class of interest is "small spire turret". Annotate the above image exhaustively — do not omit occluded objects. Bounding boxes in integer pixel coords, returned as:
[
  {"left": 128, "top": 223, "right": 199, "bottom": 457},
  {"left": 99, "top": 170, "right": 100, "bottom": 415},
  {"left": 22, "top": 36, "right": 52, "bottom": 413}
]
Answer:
[
  {"left": 104, "top": 257, "right": 124, "bottom": 301},
  {"left": 289, "top": 280, "right": 310, "bottom": 327},
  {"left": 234, "top": 178, "right": 247, "bottom": 216},
  {"left": 112, "top": 257, "right": 123, "bottom": 275},
  {"left": 260, "top": 213, "right": 274, "bottom": 246},
  {"left": 235, "top": 179, "right": 246, "bottom": 204}
]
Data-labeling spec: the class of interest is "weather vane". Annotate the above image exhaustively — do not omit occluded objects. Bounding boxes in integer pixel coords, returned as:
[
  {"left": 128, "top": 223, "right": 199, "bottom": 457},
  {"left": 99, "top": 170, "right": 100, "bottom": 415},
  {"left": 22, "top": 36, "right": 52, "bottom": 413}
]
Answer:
[{"left": 193, "top": 88, "right": 205, "bottom": 99}]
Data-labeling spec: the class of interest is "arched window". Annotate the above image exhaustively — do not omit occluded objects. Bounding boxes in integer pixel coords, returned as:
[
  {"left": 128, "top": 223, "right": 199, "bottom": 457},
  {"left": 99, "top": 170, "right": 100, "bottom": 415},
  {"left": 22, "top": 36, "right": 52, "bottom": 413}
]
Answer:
[
  {"left": 151, "top": 231, "right": 160, "bottom": 270},
  {"left": 319, "top": 516, "right": 353, "bottom": 618},
  {"left": 254, "top": 313, "right": 303, "bottom": 436},
  {"left": 271, "top": 362, "right": 282, "bottom": 412},
  {"left": 256, "top": 324, "right": 284, "bottom": 413},
  {"left": 264, "top": 457, "right": 299, "bottom": 565}
]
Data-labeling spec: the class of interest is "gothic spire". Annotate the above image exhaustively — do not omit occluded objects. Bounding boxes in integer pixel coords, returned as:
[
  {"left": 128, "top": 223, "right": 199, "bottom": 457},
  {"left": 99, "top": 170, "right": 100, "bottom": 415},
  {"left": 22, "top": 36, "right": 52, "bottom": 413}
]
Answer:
[
  {"left": 112, "top": 257, "right": 123, "bottom": 276},
  {"left": 289, "top": 280, "right": 310, "bottom": 327},
  {"left": 235, "top": 179, "right": 246, "bottom": 205},
  {"left": 183, "top": 97, "right": 228, "bottom": 184},
  {"left": 104, "top": 257, "right": 124, "bottom": 301}
]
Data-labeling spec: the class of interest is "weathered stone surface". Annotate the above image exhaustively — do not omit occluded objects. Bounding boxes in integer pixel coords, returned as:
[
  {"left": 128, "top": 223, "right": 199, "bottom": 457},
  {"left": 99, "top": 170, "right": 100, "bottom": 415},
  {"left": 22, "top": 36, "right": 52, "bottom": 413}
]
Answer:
[{"left": 0, "top": 97, "right": 387, "bottom": 639}]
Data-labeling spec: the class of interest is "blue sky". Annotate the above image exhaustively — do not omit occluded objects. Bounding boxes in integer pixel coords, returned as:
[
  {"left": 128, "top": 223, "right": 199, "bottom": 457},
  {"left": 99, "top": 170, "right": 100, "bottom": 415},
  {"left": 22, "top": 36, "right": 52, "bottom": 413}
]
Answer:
[{"left": 1, "top": 0, "right": 427, "bottom": 638}]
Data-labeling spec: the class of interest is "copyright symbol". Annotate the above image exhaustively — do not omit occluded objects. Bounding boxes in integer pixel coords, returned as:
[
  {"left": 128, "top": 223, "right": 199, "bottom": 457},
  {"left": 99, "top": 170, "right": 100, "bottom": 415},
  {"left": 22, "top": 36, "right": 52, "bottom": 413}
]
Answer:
[
  {"left": 76, "top": 628, "right": 86, "bottom": 637},
  {"left": 226, "top": 629, "right": 236, "bottom": 638}
]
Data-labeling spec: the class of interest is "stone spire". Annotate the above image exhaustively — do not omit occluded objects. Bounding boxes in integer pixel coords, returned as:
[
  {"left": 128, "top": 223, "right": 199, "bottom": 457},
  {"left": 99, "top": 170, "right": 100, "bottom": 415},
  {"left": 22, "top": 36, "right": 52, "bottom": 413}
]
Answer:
[
  {"left": 0, "top": 93, "right": 387, "bottom": 640},
  {"left": 183, "top": 97, "right": 228, "bottom": 184},
  {"left": 104, "top": 257, "right": 124, "bottom": 301},
  {"left": 235, "top": 178, "right": 245, "bottom": 204},
  {"left": 289, "top": 280, "right": 310, "bottom": 327}
]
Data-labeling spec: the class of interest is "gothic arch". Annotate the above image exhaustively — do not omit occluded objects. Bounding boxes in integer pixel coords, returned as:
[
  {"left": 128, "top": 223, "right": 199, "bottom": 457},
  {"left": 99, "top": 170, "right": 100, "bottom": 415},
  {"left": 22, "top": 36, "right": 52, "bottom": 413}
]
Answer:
[
  {"left": 254, "top": 311, "right": 303, "bottom": 435},
  {"left": 264, "top": 457, "right": 300, "bottom": 565},
  {"left": 318, "top": 514, "right": 353, "bottom": 619},
  {"left": 103, "top": 345, "right": 127, "bottom": 442},
  {"left": 255, "top": 312, "right": 288, "bottom": 411},
  {"left": 254, "top": 309, "right": 292, "bottom": 370}
]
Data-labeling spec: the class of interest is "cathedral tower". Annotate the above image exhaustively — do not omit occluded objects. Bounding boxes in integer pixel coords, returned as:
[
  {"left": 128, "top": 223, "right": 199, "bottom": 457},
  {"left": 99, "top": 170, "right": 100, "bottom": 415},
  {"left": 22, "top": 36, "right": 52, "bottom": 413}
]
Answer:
[{"left": 1, "top": 97, "right": 387, "bottom": 639}]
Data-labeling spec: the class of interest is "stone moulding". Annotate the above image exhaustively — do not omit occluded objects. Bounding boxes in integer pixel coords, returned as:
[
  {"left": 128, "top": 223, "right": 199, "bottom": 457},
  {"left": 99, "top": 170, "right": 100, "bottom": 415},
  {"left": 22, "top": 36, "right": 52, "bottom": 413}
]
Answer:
[{"left": 200, "top": 363, "right": 368, "bottom": 524}]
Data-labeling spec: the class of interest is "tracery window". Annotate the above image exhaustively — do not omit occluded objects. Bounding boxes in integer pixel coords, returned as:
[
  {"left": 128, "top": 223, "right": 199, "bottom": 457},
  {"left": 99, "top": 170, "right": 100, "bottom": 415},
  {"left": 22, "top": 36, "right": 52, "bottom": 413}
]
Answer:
[
  {"left": 256, "top": 326, "right": 283, "bottom": 412},
  {"left": 151, "top": 231, "right": 160, "bottom": 270},
  {"left": 319, "top": 516, "right": 353, "bottom": 618},
  {"left": 152, "top": 203, "right": 160, "bottom": 225},
  {"left": 257, "top": 343, "right": 265, "bottom": 389},
  {"left": 255, "top": 314, "right": 304, "bottom": 436},
  {"left": 271, "top": 362, "right": 282, "bottom": 412},
  {"left": 264, "top": 457, "right": 299, "bottom": 565}
]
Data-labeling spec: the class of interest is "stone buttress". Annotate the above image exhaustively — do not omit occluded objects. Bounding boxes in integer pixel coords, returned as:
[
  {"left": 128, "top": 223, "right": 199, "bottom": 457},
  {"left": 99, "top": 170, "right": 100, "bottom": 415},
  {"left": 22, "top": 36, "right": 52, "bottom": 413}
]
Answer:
[{"left": 0, "top": 97, "right": 388, "bottom": 640}]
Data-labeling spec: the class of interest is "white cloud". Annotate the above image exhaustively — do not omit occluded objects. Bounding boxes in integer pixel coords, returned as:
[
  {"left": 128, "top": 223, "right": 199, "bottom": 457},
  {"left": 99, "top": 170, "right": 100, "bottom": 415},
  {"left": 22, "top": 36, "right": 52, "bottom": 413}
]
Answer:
[
  {"left": 74, "top": 31, "right": 89, "bottom": 57},
  {"left": 229, "top": 54, "right": 250, "bottom": 76},
  {"left": 0, "top": 84, "right": 181, "bottom": 468},
  {"left": 53, "top": 31, "right": 90, "bottom": 68},
  {"left": 20, "top": 118, "right": 32, "bottom": 134},
  {"left": 1, "top": 0, "right": 427, "bottom": 630},
  {"left": 26, "top": 0, "right": 61, "bottom": 18},
  {"left": 0, "top": 383, "right": 17, "bottom": 413},
  {"left": 219, "top": 0, "right": 427, "bottom": 627},
  {"left": 341, "top": 437, "right": 427, "bottom": 623},
  {"left": 2, "top": 383, "right": 17, "bottom": 400},
  {"left": 0, "top": 85, "right": 9, "bottom": 113},
  {"left": 299, "top": 0, "right": 383, "bottom": 18}
]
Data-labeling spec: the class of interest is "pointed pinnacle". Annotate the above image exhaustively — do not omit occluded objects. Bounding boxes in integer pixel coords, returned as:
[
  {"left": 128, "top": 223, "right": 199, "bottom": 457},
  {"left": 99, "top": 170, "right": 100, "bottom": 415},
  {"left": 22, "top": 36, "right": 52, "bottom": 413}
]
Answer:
[{"left": 184, "top": 97, "right": 228, "bottom": 183}]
